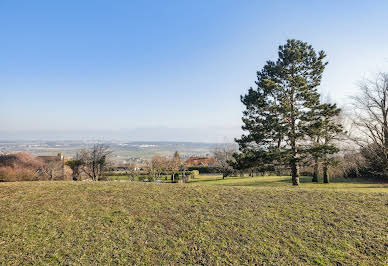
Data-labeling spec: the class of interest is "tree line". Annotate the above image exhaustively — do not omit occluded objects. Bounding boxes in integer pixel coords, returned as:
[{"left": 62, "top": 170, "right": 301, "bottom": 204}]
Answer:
[{"left": 66, "top": 147, "right": 197, "bottom": 182}]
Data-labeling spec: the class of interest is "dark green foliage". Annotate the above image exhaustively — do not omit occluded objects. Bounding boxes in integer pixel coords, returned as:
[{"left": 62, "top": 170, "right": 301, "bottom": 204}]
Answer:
[
  {"left": 65, "top": 159, "right": 83, "bottom": 181},
  {"left": 307, "top": 103, "right": 343, "bottom": 183},
  {"left": 187, "top": 166, "right": 223, "bottom": 174},
  {"left": 236, "top": 39, "right": 330, "bottom": 185},
  {"left": 231, "top": 151, "right": 274, "bottom": 176}
]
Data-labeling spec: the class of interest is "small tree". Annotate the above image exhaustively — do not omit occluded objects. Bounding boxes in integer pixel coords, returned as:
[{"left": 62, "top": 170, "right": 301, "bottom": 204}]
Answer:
[
  {"left": 39, "top": 160, "right": 63, "bottom": 181},
  {"left": 180, "top": 162, "right": 188, "bottom": 182},
  {"left": 213, "top": 144, "right": 236, "bottom": 179},
  {"left": 80, "top": 144, "right": 111, "bottom": 181},
  {"left": 151, "top": 155, "right": 162, "bottom": 179},
  {"left": 170, "top": 151, "right": 181, "bottom": 182},
  {"left": 126, "top": 162, "right": 139, "bottom": 181},
  {"left": 65, "top": 153, "right": 83, "bottom": 181},
  {"left": 150, "top": 155, "right": 169, "bottom": 179},
  {"left": 141, "top": 160, "right": 152, "bottom": 181}
]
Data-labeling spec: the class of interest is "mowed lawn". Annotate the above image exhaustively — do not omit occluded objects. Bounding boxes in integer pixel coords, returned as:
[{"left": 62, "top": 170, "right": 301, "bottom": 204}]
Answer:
[
  {"left": 189, "top": 175, "right": 388, "bottom": 193},
  {"left": 0, "top": 178, "right": 387, "bottom": 264}
]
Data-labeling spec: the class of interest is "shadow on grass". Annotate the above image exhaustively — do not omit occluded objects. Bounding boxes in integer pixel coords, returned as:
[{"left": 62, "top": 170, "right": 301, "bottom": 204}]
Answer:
[
  {"left": 189, "top": 178, "right": 224, "bottom": 183},
  {"left": 275, "top": 176, "right": 385, "bottom": 185},
  {"left": 193, "top": 175, "right": 388, "bottom": 189}
]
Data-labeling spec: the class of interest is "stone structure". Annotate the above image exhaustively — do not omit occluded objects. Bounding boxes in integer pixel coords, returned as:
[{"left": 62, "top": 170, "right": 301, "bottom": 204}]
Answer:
[{"left": 37, "top": 153, "right": 65, "bottom": 180}]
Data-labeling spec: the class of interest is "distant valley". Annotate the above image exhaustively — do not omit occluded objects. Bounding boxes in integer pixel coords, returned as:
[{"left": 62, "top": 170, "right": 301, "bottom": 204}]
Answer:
[{"left": 0, "top": 140, "right": 221, "bottom": 163}]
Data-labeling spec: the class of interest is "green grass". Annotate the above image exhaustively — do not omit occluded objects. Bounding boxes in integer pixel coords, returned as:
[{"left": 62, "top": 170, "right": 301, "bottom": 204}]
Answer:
[
  {"left": 0, "top": 177, "right": 387, "bottom": 264},
  {"left": 189, "top": 175, "right": 388, "bottom": 192}
]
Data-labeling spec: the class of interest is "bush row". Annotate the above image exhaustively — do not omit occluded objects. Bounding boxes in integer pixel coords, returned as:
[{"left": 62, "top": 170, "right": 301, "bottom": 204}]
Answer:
[{"left": 187, "top": 166, "right": 223, "bottom": 174}]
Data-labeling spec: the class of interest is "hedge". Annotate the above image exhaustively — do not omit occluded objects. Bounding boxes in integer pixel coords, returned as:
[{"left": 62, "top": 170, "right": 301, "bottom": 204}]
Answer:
[{"left": 187, "top": 166, "right": 222, "bottom": 174}]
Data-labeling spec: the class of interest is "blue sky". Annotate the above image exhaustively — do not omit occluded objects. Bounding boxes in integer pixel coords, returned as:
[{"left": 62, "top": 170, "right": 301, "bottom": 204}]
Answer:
[{"left": 1, "top": 1, "right": 388, "bottom": 142}]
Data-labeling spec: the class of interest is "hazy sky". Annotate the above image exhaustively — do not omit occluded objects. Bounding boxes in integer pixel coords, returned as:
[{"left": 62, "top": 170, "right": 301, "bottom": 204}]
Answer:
[{"left": 1, "top": 1, "right": 388, "bottom": 142}]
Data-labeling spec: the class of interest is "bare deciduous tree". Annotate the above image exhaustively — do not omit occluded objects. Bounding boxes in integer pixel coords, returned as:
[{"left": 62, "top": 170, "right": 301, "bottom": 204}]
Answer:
[
  {"left": 352, "top": 73, "right": 388, "bottom": 178},
  {"left": 80, "top": 144, "right": 112, "bottom": 181},
  {"left": 40, "top": 160, "right": 63, "bottom": 181},
  {"left": 126, "top": 162, "right": 139, "bottom": 181},
  {"left": 151, "top": 155, "right": 169, "bottom": 179},
  {"left": 213, "top": 144, "right": 236, "bottom": 179},
  {"left": 170, "top": 151, "right": 181, "bottom": 182}
]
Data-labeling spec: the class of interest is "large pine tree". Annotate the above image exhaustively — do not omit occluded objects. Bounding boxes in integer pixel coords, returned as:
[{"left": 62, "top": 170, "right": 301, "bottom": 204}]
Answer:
[{"left": 236, "top": 39, "right": 327, "bottom": 185}]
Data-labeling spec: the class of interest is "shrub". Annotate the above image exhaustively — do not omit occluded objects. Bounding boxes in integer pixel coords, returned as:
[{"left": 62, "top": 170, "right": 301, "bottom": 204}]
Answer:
[
  {"left": 0, "top": 153, "right": 44, "bottom": 182},
  {"left": 300, "top": 171, "right": 313, "bottom": 177},
  {"left": 0, "top": 166, "right": 39, "bottom": 182},
  {"left": 187, "top": 166, "right": 223, "bottom": 174},
  {"left": 191, "top": 170, "right": 199, "bottom": 177},
  {"left": 0, "top": 152, "right": 43, "bottom": 169}
]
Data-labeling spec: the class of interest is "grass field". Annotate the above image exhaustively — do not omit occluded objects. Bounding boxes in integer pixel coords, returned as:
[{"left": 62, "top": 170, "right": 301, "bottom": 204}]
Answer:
[
  {"left": 0, "top": 176, "right": 387, "bottom": 264},
  {"left": 189, "top": 175, "right": 388, "bottom": 192}
]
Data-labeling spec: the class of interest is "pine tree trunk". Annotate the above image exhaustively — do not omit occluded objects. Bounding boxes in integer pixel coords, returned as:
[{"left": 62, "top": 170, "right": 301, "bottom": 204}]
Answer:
[
  {"left": 289, "top": 85, "right": 299, "bottom": 186},
  {"left": 290, "top": 134, "right": 300, "bottom": 185},
  {"left": 323, "top": 158, "right": 329, "bottom": 183},
  {"left": 312, "top": 156, "right": 319, "bottom": 182},
  {"left": 291, "top": 160, "right": 300, "bottom": 186}
]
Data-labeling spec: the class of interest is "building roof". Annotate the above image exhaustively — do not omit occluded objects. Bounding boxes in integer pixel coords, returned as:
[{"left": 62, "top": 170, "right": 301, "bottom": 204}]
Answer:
[
  {"left": 37, "top": 156, "right": 60, "bottom": 161},
  {"left": 185, "top": 156, "right": 216, "bottom": 167},
  {"left": 37, "top": 153, "right": 64, "bottom": 162}
]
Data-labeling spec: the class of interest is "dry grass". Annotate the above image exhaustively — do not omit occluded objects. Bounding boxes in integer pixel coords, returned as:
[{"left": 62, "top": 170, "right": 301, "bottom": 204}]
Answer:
[{"left": 0, "top": 179, "right": 387, "bottom": 264}]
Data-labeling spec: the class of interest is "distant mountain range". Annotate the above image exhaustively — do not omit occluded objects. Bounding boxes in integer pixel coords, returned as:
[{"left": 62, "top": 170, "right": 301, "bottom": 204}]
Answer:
[{"left": 0, "top": 126, "right": 242, "bottom": 143}]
